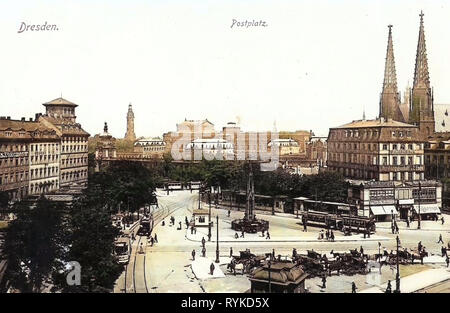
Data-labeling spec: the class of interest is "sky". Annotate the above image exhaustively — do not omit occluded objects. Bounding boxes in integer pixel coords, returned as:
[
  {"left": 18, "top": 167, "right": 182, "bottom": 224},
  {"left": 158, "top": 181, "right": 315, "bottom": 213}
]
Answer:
[{"left": 1, "top": 0, "right": 450, "bottom": 138}]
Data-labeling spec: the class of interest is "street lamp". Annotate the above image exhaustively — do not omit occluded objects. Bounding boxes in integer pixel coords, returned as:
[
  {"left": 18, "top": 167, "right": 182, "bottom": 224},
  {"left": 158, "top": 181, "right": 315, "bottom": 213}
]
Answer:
[
  {"left": 268, "top": 260, "right": 272, "bottom": 293},
  {"left": 394, "top": 235, "right": 401, "bottom": 293},
  {"left": 417, "top": 181, "right": 421, "bottom": 230},
  {"left": 215, "top": 215, "right": 220, "bottom": 263},
  {"left": 208, "top": 193, "right": 212, "bottom": 241}
]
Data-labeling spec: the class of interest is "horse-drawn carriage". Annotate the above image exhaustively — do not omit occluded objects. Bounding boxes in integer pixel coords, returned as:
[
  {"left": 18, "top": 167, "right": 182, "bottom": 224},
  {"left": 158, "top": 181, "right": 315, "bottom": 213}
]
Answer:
[{"left": 228, "top": 249, "right": 265, "bottom": 275}]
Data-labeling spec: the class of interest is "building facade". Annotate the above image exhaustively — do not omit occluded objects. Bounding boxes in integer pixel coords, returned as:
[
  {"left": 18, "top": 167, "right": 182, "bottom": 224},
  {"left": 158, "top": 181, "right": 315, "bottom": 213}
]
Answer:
[
  {"left": 0, "top": 117, "right": 60, "bottom": 201},
  {"left": 348, "top": 180, "right": 442, "bottom": 221},
  {"left": 38, "top": 97, "right": 89, "bottom": 190},
  {"left": 327, "top": 118, "right": 425, "bottom": 181},
  {"left": 133, "top": 137, "right": 166, "bottom": 158}
]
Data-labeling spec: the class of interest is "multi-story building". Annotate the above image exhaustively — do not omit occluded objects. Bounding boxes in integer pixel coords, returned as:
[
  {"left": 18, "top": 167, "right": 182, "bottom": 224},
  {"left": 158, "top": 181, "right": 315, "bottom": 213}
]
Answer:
[
  {"left": 327, "top": 118, "right": 425, "bottom": 181},
  {"left": 133, "top": 137, "right": 166, "bottom": 158},
  {"left": 348, "top": 180, "right": 442, "bottom": 221},
  {"left": 268, "top": 139, "right": 300, "bottom": 156},
  {"left": 28, "top": 136, "right": 61, "bottom": 196},
  {"left": 0, "top": 116, "right": 60, "bottom": 200},
  {"left": 37, "top": 97, "right": 89, "bottom": 190}
]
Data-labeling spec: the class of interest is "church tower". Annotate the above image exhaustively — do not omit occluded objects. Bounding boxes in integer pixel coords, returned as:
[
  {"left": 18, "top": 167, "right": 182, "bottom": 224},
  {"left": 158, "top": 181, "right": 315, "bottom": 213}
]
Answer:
[
  {"left": 409, "top": 11, "right": 435, "bottom": 136},
  {"left": 125, "top": 103, "right": 136, "bottom": 141},
  {"left": 379, "top": 25, "right": 404, "bottom": 122}
]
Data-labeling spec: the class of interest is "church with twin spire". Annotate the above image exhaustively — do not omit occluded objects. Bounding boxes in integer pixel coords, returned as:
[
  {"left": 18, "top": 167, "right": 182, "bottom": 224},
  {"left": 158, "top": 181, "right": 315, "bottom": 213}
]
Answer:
[{"left": 379, "top": 11, "right": 435, "bottom": 137}]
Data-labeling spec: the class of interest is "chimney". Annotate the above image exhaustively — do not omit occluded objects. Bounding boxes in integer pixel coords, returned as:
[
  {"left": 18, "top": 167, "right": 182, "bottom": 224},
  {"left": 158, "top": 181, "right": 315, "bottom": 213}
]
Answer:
[
  {"left": 29, "top": 118, "right": 33, "bottom": 121},
  {"left": 7, "top": 116, "right": 10, "bottom": 120},
  {"left": 21, "top": 117, "right": 25, "bottom": 121}
]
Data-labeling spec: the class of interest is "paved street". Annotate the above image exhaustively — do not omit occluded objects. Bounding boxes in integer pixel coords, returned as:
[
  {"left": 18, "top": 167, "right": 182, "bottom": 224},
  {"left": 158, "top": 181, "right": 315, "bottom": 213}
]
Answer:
[{"left": 114, "top": 190, "right": 450, "bottom": 293}]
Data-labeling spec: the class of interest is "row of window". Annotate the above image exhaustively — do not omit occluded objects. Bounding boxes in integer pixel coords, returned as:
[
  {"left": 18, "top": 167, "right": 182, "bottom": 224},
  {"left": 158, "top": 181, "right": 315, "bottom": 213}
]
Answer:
[
  {"left": 61, "top": 169, "right": 88, "bottom": 181},
  {"left": 62, "top": 144, "right": 88, "bottom": 153},
  {"left": 30, "top": 143, "right": 59, "bottom": 152},
  {"left": 61, "top": 157, "right": 88, "bottom": 167},
  {"left": 328, "top": 153, "right": 422, "bottom": 166},
  {"left": 330, "top": 142, "right": 423, "bottom": 151},
  {"left": 30, "top": 166, "right": 59, "bottom": 179},
  {"left": 0, "top": 144, "right": 27, "bottom": 152}
]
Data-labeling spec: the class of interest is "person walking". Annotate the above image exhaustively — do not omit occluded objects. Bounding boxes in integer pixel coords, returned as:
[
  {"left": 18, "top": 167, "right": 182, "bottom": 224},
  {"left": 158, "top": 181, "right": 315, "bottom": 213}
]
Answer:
[
  {"left": 240, "top": 231, "right": 245, "bottom": 238},
  {"left": 191, "top": 249, "right": 196, "bottom": 261},
  {"left": 360, "top": 246, "right": 364, "bottom": 256},
  {"left": 406, "top": 217, "right": 410, "bottom": 228},
  {"left": 202, "top": 246, "right": 206, "bottom": 257},
  {"left": 330, "top": 231, "right": 335, "bottom": 242},
  {"left": 351, "top": 282, "right": 357, "bottom": 293},
  {"left": 150, "top": 236, "right": 154, "bottom": 247},
  {"left": 438, "top": 234, "right": 444, "bottom": 244},
  {"left": 202, "top": 237, "right": 206, "bottom": 248},
  {"left": 230, "top": 247, "right": 233, "bottom": 258},
  {"left": 228, "top": 210, "right": 230, "bottom": 217},
  {"left": 442, "top": 216, "right": 445, "bottom": 225},
  {"left": 154, "top": 233, "right": 158, "bottom": 243},
  {"left": 321, "top": 274, "right": 327, "bottom": 289},
  {"left": 272, "top": 249, "right": 275, "bottom": 260},
  {"left": 385, "top": 280, "right": 392, "bottom": 293},
  {"left": 210, "top": 262, "right": 215, "bottom": 275},
  {"left": 266, "top": 232, "right": 271, "bottom": 240},
  {"left": 446, "top": 255, "right": 449, "bottom": 268}
]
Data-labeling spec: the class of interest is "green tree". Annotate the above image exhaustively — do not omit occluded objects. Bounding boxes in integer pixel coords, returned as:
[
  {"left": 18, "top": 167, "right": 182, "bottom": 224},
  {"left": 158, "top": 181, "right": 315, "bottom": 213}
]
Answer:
[
  {"left": 4, "top": 197, "right": 68, "bottom": 292},
  {"left": 58, "top": 194, "right": 122, "bottom": 293}
]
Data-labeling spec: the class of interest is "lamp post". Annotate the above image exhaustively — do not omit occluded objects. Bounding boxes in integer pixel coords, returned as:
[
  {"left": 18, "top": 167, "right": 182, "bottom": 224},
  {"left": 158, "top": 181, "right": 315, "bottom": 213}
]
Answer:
[
  {"left": 268, "top": 260, "right": 272, "bottom": 293},
  {"left": 215, "top": 215, "right": 220, "bottom": 263},
  {"left": 198, "top": 188, "right": 201, "bottom": 210},
  {"left": 208, "top": 193, "right": 212, "bottom": 241},
  {"left": 417, "top": 181, "right": 421, "bottom": 230},
  {"left": 395, "top": 235, "right": 401, "bottom": 293},
  {"left": 378, "top": 242, "right": 381, "bottom": 266}
]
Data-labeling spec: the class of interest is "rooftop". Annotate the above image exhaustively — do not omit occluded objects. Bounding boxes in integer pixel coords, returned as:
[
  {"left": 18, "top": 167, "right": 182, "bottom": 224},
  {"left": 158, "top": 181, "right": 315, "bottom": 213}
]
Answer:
[
  {"left": 334, "top": 118, "right": 417, "bottom": 129},
  {"left": 43, "top": 97, "right": 78, "bottom": 107}
]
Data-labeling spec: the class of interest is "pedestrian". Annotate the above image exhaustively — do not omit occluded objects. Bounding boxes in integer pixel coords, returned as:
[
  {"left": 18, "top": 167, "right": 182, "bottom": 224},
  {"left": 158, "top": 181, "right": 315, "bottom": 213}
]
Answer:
[
  {"left": 272, "top": 249, "right": 275, "bottom": 260},
  {"left": 150, "top": 236, "right": 154, "bottom": 247},
  {"left": 418, "top": 241, "right": 423, "bottom": 252},
  {"left": 162, "top": 220, "right": 165, "bottom": 226},
  {"left": 210, "top": 262, "right": 215, "bottom": 275},
  {"left": 228, "top": 210, "right": 230, "bottom": 217},
  {"left": 391, "top": 223, "right": 395, "bottom": 234},
  {"left": 442, "top": 216, "right": 445, "bottom": 225},
  {"left": 360, "top": 246, "right": 364, "bottom": 256},
  {"left": 240, "top": 231, "right": 245, "bottom": 238},
  {"left": 202, "top": 247, "right": 206, "bottom": 257},
  {"left": 179, "top": 221, "right": 182, "bottom": 230},
  {"left": 321, "top": 274, "right": 326, "bottom": 289},
  {"left": 292, "top": 248, "right": 297, "bottom": 259},
  {"left": 154, "top": 233, "right": 158, "bottom": 243},
  {"left": 262, "top": 230, "right": 265, "bottom": 237},
  {"left": 441, "top": 246, "right": 446, "bottom": 257},
  {"left": 234, "top": 232, "right": 239, "bottom": 239},
  {"left": 266, "top": 232, "right": 271, "bottom": 240},
  {"left": 352, "top": 282, "right": 357, "bottom": 293},
  {"left": 190, "top": 226, "right": 194, "bottom": 234},
  {"left": 230, "top": 247, "right": 233, "bottom": 258},
  {"left": 385, "top": 280, "right": 392, "bottom": 293},
  {"left": 446, "top": 256, "right": 449, "bottom": 268},
  {"left": 330, "top": 231, "right": 335, "bottom": 242},
  {"left": 202, "top": 237, "right": 206, "bottom": 248},
  {"left": 191, "top": 249, "right": 196, "bottom": 261},
  {"left": 325, "top": 229, "right": 330, "bottom": 241},
  {"left": 194, "top": 227, "right": 197, "bottom": 234},
  {"left": 139, "top": 242, "right": 144, "bottom": 254},
  {"left": 438, "top": 234, "right": 444, "bottom": 244},
  {"left": 406, "top": 217, "right": 410, "bottom": 228}
]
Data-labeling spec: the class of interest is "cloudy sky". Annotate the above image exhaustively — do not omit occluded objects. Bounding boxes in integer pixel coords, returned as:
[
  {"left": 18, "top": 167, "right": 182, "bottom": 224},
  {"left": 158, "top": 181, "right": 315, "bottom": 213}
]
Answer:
[{"left": 1, "top": 0, "right": 450, "bottom": 138}]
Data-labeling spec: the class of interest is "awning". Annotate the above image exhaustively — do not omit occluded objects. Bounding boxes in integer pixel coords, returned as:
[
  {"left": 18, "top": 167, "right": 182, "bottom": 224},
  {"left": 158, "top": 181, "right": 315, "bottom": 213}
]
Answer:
[
  {"left": 413, "top": 204, "right": 441, "bottom": 214},
  {"left": 370, "top": 206, "right": 398, "bottom": 216},
  {"left": 383, "top": 205, "right": 398, "bottom": 215},
  {"left": 370, "top": 206, "right": 385, "bottom": 216}
]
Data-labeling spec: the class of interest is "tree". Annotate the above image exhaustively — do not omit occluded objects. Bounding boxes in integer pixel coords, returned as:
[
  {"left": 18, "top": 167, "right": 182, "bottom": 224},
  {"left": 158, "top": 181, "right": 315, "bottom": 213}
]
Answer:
[
  {"left": 58, "top": 194, "right": 122, "bottom": 293},
  {"left": 3, "top": 197, "right": 68, "bottom": 292}
]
